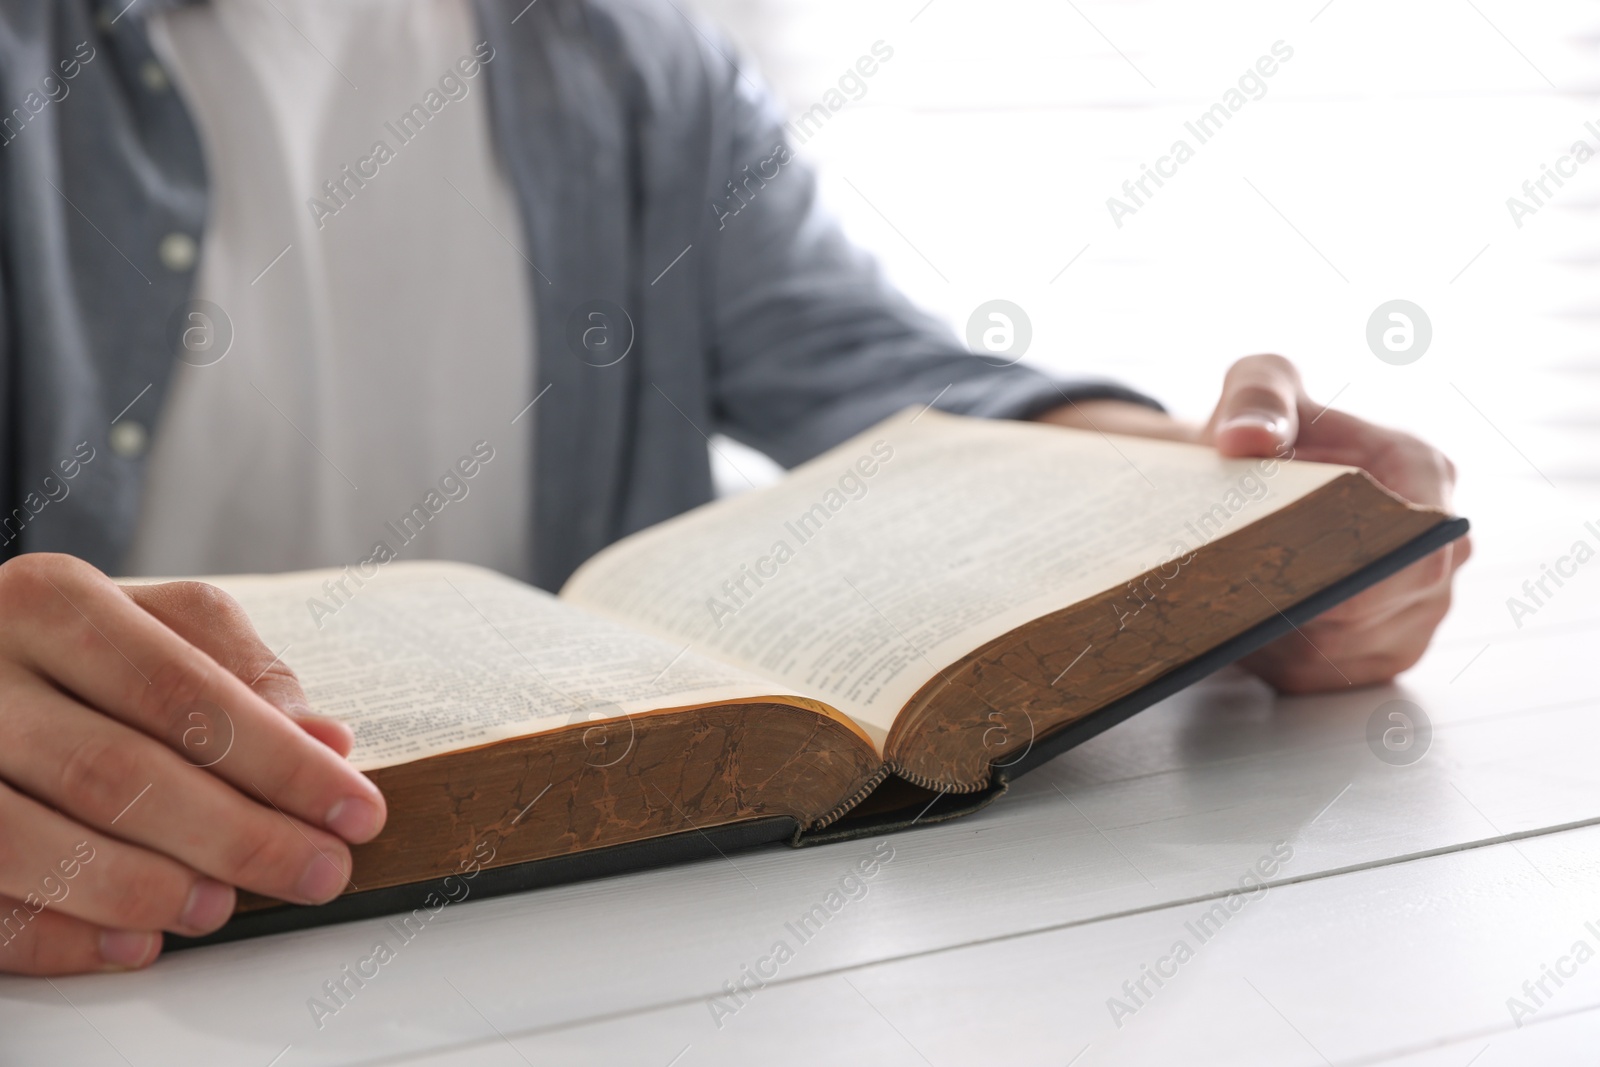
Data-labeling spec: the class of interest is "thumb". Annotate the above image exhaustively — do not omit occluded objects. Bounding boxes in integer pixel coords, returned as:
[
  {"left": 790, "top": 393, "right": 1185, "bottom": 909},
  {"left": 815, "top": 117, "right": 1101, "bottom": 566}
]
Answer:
[{"left": 1207, "top": 354, "right": 1303, "bottom": 457}]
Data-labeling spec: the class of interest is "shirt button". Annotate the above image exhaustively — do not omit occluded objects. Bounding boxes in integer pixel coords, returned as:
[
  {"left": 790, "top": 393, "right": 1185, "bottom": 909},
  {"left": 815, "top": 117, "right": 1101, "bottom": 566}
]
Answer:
[
  {"left": 140, "top": 60, "right": 169, "bottom": 93},
  {"left": 110, "top": 421, "right": 148, "bottom": 459},
  {"left": 159, "top": 232, "right": 197, "bottom": 273}
]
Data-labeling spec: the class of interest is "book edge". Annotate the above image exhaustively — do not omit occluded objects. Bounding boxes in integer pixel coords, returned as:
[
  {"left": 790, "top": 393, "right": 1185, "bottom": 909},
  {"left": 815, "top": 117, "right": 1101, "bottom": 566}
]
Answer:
[{"left": 167, "top": 518, "right": 1468, "bottom": 946}]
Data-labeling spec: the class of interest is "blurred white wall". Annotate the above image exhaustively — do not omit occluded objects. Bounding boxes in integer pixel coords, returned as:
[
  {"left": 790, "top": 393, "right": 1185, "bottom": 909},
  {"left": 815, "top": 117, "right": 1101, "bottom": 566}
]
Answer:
[{"left": 693, "top": 0, "right": 1600, "bottom": 522}]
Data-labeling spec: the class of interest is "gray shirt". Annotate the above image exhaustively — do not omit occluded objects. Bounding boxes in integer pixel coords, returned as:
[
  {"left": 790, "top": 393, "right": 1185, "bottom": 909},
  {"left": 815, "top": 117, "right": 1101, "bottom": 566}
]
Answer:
[{"left": 0, "top": 0, "right": 1157, "bottom": 591}]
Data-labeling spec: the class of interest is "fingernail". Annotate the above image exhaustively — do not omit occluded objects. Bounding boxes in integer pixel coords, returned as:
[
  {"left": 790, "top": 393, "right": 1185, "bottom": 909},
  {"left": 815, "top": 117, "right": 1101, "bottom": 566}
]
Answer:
[
  {"left": 180, "top": 879, "right": 236, "bottom": 933},
  {"left": 325, "top": 795, "right": 381, "bottom": 842},
  {"left": 1221, "top": 412, "right": 1290, "bottom": 438},
  {"left": 99, "top": 930, "right": 158, "bottom": 970},
  {"left": 296, "top": 853, "right": 349, "bottom": 903}
]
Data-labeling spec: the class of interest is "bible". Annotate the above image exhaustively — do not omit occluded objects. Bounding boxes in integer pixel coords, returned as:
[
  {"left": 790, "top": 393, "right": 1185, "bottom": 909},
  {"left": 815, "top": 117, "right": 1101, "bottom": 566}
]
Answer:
[{"left": 171, "top": 409, "right": 1467, "bottom": 946}]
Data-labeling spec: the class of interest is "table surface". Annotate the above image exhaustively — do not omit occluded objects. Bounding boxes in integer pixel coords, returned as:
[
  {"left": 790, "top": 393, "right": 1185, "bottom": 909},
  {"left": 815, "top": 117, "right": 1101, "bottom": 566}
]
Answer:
[
  {"left": 2, "top": 481, "right": 1596, "bottom": 1067},
  {"left": 6, "top": 3, "right": 1600, "bottom": 1063}
]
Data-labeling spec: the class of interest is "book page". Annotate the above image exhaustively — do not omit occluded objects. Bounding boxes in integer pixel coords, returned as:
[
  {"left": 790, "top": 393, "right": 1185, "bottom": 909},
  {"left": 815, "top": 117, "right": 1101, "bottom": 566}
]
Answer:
[
  {"left": 560, "top": 410, "right": 1352, "bottom": 747},
  {"left": 193, "top": 563, "right": 836, "bottom": 771}
]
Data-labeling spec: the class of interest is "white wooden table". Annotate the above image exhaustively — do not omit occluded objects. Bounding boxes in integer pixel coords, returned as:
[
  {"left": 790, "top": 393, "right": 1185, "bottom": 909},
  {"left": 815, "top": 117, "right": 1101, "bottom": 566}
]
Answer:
[{"left": 3, "top": 479, "right": 1597, "bottom": 1066}]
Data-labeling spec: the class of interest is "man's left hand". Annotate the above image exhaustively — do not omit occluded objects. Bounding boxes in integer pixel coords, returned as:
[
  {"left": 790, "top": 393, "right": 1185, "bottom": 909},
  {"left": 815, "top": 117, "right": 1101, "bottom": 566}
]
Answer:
[{"left": 1035, "top": 353, "right": 1470, "bottom": 693}]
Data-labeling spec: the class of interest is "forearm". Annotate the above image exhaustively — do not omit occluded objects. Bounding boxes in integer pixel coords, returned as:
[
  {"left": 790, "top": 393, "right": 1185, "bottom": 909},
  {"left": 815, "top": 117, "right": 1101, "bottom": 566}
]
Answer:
[{"left": 1032, "top": 398, "right": 1201, "bottom": 444}]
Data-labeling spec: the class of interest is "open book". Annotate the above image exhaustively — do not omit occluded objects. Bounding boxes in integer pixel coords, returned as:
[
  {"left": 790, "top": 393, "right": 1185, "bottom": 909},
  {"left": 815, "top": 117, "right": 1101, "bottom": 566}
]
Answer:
[{"left": 178, "top": 410, "right": 1466, "bottom": 943}]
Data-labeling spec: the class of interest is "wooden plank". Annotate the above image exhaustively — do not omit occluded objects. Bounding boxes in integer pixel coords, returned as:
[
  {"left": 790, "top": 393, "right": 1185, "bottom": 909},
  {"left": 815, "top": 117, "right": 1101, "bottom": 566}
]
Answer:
[{"left": 364, "top": 822, "right": 1600, "bottom": 1066}]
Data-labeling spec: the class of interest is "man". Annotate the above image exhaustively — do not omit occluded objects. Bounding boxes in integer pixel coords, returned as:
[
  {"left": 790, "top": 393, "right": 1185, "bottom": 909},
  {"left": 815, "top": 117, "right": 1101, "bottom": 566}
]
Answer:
[{"left": 0, "top": 0, "right": 1466, "bottom": 975}]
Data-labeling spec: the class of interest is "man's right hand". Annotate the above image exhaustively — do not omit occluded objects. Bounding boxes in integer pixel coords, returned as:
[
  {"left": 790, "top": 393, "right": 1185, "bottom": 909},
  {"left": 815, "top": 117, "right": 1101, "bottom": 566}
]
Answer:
[{"left": 0, "top": 553, "right": 387, "bottom": 975}]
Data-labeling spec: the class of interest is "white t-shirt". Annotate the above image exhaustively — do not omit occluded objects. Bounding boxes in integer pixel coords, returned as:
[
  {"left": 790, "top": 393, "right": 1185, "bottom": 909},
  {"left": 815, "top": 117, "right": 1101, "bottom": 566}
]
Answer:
[{"left": 127, "top": 0, "right": 534, "bottom": 579}]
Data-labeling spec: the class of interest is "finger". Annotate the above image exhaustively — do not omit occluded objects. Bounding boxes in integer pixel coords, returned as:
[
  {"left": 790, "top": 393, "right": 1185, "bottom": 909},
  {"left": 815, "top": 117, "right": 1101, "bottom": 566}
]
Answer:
[
  {"left": 1244, "top": 595, "right": 1451, "bottom": 693},
  {"left": 1287, "top": 406, "right": 1395, "bottom": 467},
  {"left": 1311, "top": 541, "right": 1460, "bottom": 627},
  {"left": 1298, "top": 584, "right": 1454, "bottom": 665},
  {"left": 1209, "top": 354, "right": 1303, "bottom": 457},
  {"left": 0, "top": 555, "right": 385, "bottom": 844},
  {"left": 0, "top": 779, "right": 233, "bottom": 937},
  {"left": 0, "top": 666, "right": 353, "bottom": 905},
  {"left": 272, "top": 712, "right": 353, "bottom": 758},
  {"left": 0, "top": 895, "right": 160, "bottom": 976},
  {"left": 1294, "top": 408, "right": 1458, "bottom": 510},
  {"left": 123, "top": 582, "right": 354, "bottom": 757}
]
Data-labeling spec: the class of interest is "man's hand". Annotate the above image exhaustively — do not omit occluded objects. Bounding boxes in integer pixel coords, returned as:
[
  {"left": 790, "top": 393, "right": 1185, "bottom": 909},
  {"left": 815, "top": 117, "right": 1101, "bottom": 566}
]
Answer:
[
  {"left": 0, "top": 554, "right": 386, "bottom": 975},
  {"left": 1036, "top": 354, "right": 1469, "bottom": 693}
]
